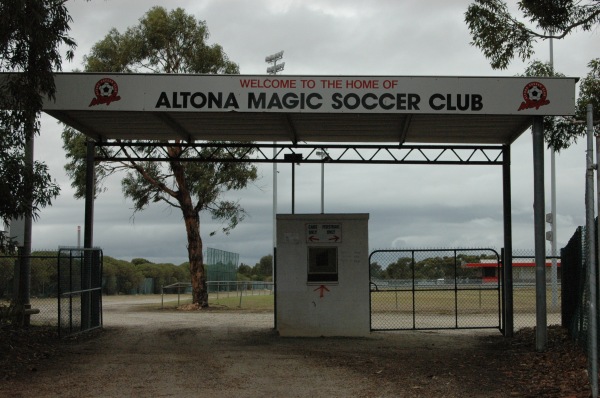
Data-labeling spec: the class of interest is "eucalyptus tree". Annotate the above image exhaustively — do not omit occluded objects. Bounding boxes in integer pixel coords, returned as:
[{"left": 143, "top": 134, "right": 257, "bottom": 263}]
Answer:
[
  {"left": 465, "top": 0, "right": 599, "bottom": 149},
  {"left": 465, "top": 0, "right": 599, "bottom": 70},
  {"left": 62, "top": 7, "right": 257, "bottom": 307},
  {"left": 521, "top": 59, "right": 599, "bottom": 150},
  {"left": 0, "top": 0, "right": 74, "bottom": 250}
]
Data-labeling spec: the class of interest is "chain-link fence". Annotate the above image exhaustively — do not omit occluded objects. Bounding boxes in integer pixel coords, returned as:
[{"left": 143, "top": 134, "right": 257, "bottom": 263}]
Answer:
[
  {"left": 205, "top": 248, "right": 239, "bottom": 292},
  {"left": 57, "top": 248, "right": 103, "bottom": 337},
  {"left": 561, "top": 226, "right": 592, "bottom": 352},
  {"left": 370, "top": 248, "right": 502, "bottom": 331},
  {"left": 369, "top": 248, "right": 562, "bottom": 332},
  {"left": 161, "top": 281, "right": 274, "bottom": 308},
  {"left": 1, "top": 246, "right": 563, "bottom": 332},
  {"left": 210, "top": 281, "right": 273, "bottom": 299},
  {"left": 511, "top": 249, "right": 562, "bottom": 330},
  {"left": 560, "top": 222, "right": 600, "bottom": 394},
  {"left": 0, "top": 250, "right": 60, "bottom": 326}
]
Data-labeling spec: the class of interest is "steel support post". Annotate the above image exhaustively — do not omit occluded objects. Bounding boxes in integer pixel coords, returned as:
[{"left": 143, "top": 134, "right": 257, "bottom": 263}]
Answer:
[
  {"left": 84, "top": 140, "right": 95, "bottom": 249},
  {"left": 502, "top": 144, "right": 513, "bottom": 337},
  {"left": 82, "top": 140, "right": 96, "bottom": 330},
  {"left": 532, "top": 116, "right": 547, "bottom": 351},
  {"left": 291, "top": 162, "right": 296, "bottom": 214},
  {"left": 273, "top": 146, "right": 278, "bottom": 330}
]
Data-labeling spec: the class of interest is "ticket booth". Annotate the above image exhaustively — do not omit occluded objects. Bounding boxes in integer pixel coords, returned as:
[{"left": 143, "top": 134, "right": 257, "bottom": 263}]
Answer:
[{"left": 276, "top": 213, "right": 370, "bottom": 337}]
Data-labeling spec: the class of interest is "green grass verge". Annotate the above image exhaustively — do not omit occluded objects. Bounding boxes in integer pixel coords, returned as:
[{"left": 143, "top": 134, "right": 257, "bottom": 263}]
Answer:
[
  {"left": 370, "top": 286, "right": 561, "bottom": 314},
  {"left": 157, "top": 293, "right": 274, "bottom": 311}
]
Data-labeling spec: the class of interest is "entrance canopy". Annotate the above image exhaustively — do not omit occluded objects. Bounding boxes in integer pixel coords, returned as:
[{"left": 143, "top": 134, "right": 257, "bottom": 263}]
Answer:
[
  {"left": 41, "top": 73, "right": 576, "bottom": 144},
  {"left": 11, "top": 72, "right": 579, "bottom": 338}
]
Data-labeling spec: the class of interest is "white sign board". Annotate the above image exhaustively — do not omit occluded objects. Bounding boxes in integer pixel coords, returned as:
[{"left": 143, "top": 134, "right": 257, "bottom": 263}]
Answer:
[
  {"left": 7, "top": 217, "right": 25, "bottom": 246},
  {"left": 306, "top": 223, "right": 342, "bottom": 243},
  {"left": 41, "top": 74, "right": 577, "bottom": 116}
]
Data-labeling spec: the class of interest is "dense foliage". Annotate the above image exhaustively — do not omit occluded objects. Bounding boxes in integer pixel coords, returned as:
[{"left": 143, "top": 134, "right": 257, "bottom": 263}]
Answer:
[
  {"left": 465, "top": 1, "right": 600, "bottom": 150},
  {"left": 465, "top": 0, "right": 600, "bottom": 70},
  {"left": 370, "top": 254, "right": 491, "bottom": 280},
  {"left": 520, "top": 59, "right": 600, "bottom": 150},
  {"left": 0, "top": 0, "right": 75, "bottom": 250},
  {"left": 0, "top": 253, "right": 189, "bottom": 297},
  {"left": 237, "top": 255, "right": 273, "bottom": 281},
  {"left": 102, "top": 257, "right": 188, "bottom": 295}
]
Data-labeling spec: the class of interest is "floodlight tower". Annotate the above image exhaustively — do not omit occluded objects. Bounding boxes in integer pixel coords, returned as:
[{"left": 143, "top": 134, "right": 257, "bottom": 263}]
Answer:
[
  {"left": 547, "top": 37, "right": 558, "bottom": 311},
  {"left": 266, "top": 51, "right": 285, "bottom": 75},
  {"left": 266, "top": 51, "right": 284, "bottom": 279}
]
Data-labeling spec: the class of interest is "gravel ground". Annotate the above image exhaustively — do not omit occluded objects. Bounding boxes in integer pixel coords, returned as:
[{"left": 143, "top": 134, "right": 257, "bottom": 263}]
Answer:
[{"left": 0, "top": 296, "right": 591, "bottom": 397}]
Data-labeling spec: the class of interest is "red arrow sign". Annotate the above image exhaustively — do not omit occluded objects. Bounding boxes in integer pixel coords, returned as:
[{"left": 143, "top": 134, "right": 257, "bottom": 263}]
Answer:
[
  {"left": 314, "top": 285, "right": 330, "bottom": 298},
  {"left": 328, "top": 235, "right": 340, "bottom": 242},
  {"left": 308, "top": 236, "right": 320, "bottom": 242}
]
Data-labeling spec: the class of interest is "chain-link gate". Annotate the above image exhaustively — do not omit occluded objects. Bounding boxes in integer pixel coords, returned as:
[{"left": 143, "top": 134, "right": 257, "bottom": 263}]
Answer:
[
  {"left": 370, "top": 249, "right": 502, "bottom": 331},
  {"left": 58, "top": 248, "right": 103, "bottom": 337}
]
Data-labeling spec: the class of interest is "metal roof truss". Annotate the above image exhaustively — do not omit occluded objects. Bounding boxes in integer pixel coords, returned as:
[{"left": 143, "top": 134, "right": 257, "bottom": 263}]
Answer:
[{"left": 95, "top": 142, "right": 504, "bottom": 165}]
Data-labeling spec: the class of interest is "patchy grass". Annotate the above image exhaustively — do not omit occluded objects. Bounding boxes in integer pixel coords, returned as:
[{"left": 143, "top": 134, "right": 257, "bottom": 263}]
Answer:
[
  {"left": 209, "top": 294, "right": 274, "bottom": 311},
  {"left": 156, "top": 293, "right": 274, "bottom": 312},
  {"left": 371, "top": 286, "right": 561, "bottom": 315}
]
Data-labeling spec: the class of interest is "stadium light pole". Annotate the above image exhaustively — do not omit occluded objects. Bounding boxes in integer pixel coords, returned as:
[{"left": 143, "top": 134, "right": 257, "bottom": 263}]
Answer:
[
  {"left": 266, "top": 51, "right": 284, "bottom": 279},
  {"left": 546, "top": 36, "right": 558, "bottom": 311},
  {"left": 266, "top": 50, "right": 285, "bottom": 75},
  {"left": 284, "top": 153, "right": 303, "bottom": 214}
]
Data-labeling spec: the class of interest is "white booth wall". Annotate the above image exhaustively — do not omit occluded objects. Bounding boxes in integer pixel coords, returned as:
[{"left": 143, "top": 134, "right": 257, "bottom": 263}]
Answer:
[{"left": 276, "top": 213, "right": 370, "bottom": 337}]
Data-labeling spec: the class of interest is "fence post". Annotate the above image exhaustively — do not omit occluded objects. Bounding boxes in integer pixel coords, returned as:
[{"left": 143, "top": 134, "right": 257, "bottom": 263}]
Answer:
[
  {"left": 238, "top": 282, "right": 244, "bottom": 308},
  {"left": 12, "top": 254, "right": 20, "bottom": 303}
]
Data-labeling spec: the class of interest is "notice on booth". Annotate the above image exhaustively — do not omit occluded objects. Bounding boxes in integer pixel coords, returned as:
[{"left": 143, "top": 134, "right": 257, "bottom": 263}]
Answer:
[{"left": 306, "top": 223, "right": 342, "bottom": 243}]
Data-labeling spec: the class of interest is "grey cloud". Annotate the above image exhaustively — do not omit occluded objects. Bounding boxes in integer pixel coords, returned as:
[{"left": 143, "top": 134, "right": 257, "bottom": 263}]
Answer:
[{"left": 27, "top": 0, "right": 597, "bottom": 266}]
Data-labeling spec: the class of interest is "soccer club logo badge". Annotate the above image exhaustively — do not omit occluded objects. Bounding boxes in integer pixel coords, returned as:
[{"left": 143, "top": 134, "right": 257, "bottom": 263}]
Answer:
[
  {"left": 89, "top": 78, "right": 122, "bottom": 107},
  {"left": 518, "top": 81, "right": 550, "bottom": 111}
]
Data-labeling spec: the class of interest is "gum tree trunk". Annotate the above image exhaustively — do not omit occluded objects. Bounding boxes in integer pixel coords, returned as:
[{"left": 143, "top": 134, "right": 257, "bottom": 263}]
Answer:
[
  {"left": 184, "top": 209, "right": 207, "bottom": 307},
  {"left": 170, "top": 155, "right": 208, "bottom": 307}
]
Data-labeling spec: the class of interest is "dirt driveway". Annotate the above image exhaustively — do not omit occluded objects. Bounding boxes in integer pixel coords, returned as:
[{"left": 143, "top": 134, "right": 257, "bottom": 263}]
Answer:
[{"left": 0, "top": 296, "right": 590, "bottom": 397}]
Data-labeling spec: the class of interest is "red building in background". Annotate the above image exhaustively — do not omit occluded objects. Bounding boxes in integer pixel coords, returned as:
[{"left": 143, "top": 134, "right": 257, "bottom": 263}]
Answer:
[{"left": 464, "top": 259, "right": 561, "bottom": 283}]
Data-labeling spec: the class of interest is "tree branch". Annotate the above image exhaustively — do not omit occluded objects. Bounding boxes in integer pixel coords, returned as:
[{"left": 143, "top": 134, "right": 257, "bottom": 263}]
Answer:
[
  {"left": 120, "top": 144, "right": 178, "bottom": 198},
  {"left": 526, "top": 7, "right": 600, "bottom": 39}
]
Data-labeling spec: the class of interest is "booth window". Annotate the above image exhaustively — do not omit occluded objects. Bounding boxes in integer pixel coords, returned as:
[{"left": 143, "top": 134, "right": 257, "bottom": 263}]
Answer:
[{"left": 307, "top": 247, "right": 338, "bottom": 282}]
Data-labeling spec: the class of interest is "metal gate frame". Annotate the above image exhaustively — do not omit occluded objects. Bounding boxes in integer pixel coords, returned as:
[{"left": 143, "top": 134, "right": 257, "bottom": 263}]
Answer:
[
  {"left": 57, "top": 248, "right": 103, "bottom": 337},
  {"left": 369, "top": 248, "right": 502, "bottom": 331}
]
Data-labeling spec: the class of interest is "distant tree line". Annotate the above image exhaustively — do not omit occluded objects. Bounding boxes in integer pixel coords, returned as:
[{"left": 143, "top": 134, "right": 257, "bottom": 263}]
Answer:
[
  {"left": 0, "top": 253, "right": 190, "bottom": 297},
  {"left": 0, "top": 252, "right": 275, "bottom": 298},
  {"left": 0, "top": 252, "right": 57, "bottom": 298},
  {"left": 370, "top": 254, "right": 493, "bottom": 280},
  {"left": 2, "top": 251, "right": 492, "bottom": 296},
  {"left": 102, "top": 257, "right": 189, "bottom": 295}
]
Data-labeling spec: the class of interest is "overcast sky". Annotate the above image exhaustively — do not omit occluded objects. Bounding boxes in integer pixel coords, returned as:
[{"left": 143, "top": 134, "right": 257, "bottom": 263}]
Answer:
[{"left": 29, "top": 0, "right": 599, "bottom": 266}]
